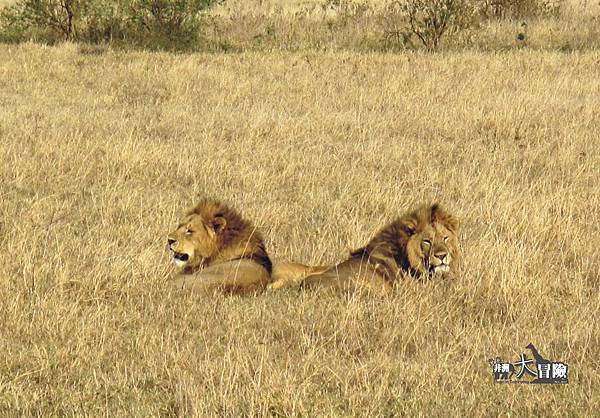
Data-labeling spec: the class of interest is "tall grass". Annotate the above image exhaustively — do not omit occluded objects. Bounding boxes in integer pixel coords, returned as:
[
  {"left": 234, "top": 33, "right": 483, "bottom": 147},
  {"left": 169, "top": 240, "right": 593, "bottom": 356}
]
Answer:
[{"left": 0, "top": 42, "right": 598, "bottom": 415}]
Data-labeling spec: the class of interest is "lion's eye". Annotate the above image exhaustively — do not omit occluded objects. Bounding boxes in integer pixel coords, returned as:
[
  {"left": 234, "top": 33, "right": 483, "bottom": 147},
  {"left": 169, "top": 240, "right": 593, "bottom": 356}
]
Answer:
[
  {"left": 423, "top": 239, "right": 431, "bottom": 246},
  {"left": 185, "top": 229, "right": 193, "bottom": 235},
  {"left": 444, "top": 236, "right": 449, "bottom": 242}
]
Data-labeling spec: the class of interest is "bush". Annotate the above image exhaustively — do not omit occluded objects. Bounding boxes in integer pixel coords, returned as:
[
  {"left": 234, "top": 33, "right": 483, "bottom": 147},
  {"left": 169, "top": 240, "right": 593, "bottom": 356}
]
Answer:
[
  {"left": 0, "top": 0, "right": 224, "bottom": 49},
  {"left": 388, "top": 0, "right": 479, "bottom": 51},
  {"left": 81, "top": 1, "right": 129, "bottom": 43},
  {"left": 127, "top": 0, "right": 222, "bottom": 49},
  {"left": 380, "top": 0, "right": 562, "bottom": 51},
  {"left": 0, "top": 0, "right": 84, "bottom": 43}
]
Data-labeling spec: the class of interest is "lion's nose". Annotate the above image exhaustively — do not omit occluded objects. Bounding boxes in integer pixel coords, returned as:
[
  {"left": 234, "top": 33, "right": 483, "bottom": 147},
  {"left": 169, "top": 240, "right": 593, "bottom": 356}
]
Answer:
[
  {"left": 168, "top": 238, "right": 176, "bottom": 246},
  {"left": 435, "top": 252, "right": 447, "bottom": 262}
]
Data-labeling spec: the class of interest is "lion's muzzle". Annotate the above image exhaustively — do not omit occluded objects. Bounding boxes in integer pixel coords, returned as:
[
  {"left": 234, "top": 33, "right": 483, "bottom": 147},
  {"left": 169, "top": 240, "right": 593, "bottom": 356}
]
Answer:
[
  {"left": 430, "top": 264, "right": 450, "bottom": 275},
  {"left": 173, "top": 252, "right": 189, "bottom": 262},
  {"left": 167, "top": 237, "right": 192, "bottom": 267},
  {"left": 172, "top": 251, "right": 191, "bottom": 268},
  {"left": 427, "top": 250, "right": 451, "bottom": 275}
]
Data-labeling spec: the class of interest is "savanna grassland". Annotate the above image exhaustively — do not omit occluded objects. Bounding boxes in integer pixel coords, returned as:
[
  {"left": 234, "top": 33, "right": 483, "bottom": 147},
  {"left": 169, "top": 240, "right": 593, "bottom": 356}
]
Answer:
[{"left": 1, "top": 3, "right": 600, "bottom": 416}]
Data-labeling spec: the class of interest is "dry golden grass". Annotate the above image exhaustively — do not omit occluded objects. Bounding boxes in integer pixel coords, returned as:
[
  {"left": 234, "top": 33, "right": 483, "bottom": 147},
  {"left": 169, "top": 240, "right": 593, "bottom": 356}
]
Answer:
[
  {"left": 204, "top": 0, "right": 600, "bottom": 53},
  {"left": 1, "top": 42, "right": 599, "bottom": 416}
]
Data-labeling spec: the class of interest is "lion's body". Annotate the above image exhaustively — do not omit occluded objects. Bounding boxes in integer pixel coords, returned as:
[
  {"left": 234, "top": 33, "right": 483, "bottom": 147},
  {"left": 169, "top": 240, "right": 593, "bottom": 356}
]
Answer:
[
  {"left": 300, "top": 256, "right": 395, "bottom": 295},
  {"left": 171, "top": 258, "right": 271, "bottom": 295},
  {"left": 271, "top": 204, "right": 460, "bottom": 295},
  {"left": 167, "top": 199, "right": 272, "bottom": 295}
]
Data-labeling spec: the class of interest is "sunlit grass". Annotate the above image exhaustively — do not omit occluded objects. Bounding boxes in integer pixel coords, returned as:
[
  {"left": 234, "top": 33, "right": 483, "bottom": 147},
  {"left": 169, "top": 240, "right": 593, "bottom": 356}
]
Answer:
[{"left": 0, "top": 43, "right": 598, "bottom": 416}]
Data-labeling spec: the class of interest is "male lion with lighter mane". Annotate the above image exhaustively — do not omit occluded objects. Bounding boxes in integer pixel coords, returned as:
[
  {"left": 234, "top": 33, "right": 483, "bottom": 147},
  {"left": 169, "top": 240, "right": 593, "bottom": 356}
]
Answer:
[
  {"left": 269, "top": 203, "right": 460, "bottom": 295},
  {"left": 167, "top": 198, "right": 321, "bottom": 295}
]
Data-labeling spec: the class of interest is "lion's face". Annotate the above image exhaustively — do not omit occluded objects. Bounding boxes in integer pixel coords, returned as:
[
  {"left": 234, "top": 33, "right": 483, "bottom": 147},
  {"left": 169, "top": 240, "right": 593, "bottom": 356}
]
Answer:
[
  {"left": 167, "top": 213, "right": 225, "bottom": 270},
  {"left": 405, "top": 221, "right": 459, "bottom": 277}
]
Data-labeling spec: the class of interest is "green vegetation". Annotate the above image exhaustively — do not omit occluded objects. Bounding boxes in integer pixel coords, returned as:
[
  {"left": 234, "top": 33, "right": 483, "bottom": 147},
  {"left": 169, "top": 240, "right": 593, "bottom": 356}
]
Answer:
[{"left": 0, "top": 0, "right": 223, "bottom": 49}]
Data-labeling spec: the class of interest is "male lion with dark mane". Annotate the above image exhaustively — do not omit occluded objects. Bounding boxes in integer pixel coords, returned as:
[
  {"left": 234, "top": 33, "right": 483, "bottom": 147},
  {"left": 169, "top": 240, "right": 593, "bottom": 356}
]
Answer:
[
  {"left": 167, "top": 198, "right": 323, "bottom": 295},
  {"left": 270, "top": 203, "right": 460, "bottom": 295},
  {"left": 167, "top": 199, "right": 274, "bottom": 295}
]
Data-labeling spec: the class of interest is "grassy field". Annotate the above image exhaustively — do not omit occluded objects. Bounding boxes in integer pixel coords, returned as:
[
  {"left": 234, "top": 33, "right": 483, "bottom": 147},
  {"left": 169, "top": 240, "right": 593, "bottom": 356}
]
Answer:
[
  {"left": 2, "top": 0, "right": 600, "bottom": 53},
  {"left": 0, "top": 42, "right": 599, "bottom": 416}
]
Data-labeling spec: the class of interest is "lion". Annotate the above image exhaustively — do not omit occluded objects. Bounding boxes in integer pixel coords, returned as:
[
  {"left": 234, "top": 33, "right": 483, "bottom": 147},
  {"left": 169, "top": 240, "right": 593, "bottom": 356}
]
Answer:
[
  {"left": 167, "top": 198, "right": 275, "bottom": 295},
  {"left": 269, "top": 203, "right": 460, "bottom": 295},
  {"left": 167, "top": 198, "right": 333, "bottom": 295}
]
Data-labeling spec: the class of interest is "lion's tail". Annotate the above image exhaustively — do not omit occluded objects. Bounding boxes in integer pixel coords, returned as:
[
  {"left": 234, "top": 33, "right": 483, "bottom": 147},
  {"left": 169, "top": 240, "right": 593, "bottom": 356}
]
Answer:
[{"left": 268, "top": 263, "right": 330, "bottom": 290}]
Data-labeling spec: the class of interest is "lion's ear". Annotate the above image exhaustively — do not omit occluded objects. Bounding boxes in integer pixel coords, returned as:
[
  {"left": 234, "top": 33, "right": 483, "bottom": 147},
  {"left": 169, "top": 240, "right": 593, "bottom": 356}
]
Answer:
[
  {"left": 208, "top": 216, "right": 227, "bottom": 233},
  {"left": 444, "top": 215, "right": 459, "bottom": 234},
  {"left": 399, "top": 218, "right": 417, "bottom": 236},
  {"left": 431, "top": 204, "right": 459, "bottom": 233}
]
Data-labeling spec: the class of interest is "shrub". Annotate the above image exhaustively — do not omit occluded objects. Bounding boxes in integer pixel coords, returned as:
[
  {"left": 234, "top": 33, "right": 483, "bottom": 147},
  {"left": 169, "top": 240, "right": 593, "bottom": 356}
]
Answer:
[
  {"left": 127, "top": 0, "right": 223, "bottom": 49},
  {"left": 81, "top": 1, "right": 130, "bottom": 43},
  {"left": 0, "top": 0, "right": 224, "bottom": 49},
  {"left": 387, "top": 0, "right": 479, "bottom": 51},
  {"left": 0, "top": 0, "right": 85, "bottom": 42}
]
